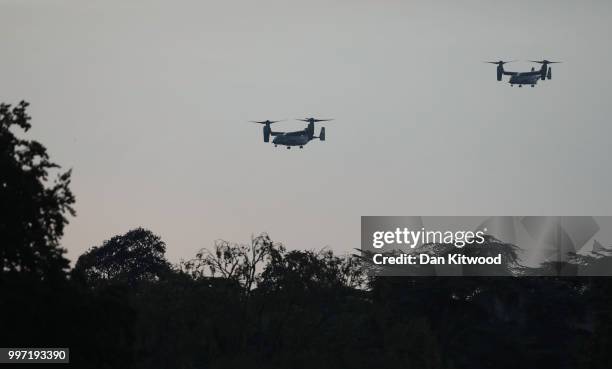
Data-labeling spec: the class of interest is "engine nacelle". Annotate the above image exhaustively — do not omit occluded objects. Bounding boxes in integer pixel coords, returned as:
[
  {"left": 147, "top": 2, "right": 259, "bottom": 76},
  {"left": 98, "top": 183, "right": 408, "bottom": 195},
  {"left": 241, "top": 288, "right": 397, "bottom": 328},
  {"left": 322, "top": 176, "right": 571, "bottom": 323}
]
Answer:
[
  {"left": 496, "top": 65, "right": 502, "bottom": 81},
  {"left": 263, "top": 124, "right": 270, "bottom": 142},
  {"left": 547, "top": 67, "right": 552, "bottom": 80},
  {"left": 540, "top": 65, "right": 547, "bottom": 80},
  {"left": 320, "top": 127, "right": 325, "bottom": 141}
]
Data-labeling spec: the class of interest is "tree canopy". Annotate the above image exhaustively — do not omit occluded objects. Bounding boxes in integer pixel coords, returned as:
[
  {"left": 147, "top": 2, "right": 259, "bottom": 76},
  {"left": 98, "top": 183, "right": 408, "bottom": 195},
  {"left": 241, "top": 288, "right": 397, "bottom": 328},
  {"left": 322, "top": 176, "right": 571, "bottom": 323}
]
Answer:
[
  {"left": 0, "top": 101, "right": 74, "bottom": 280},
  {"left": 73, "top": 227, "right": 172, "bottom": 286}
]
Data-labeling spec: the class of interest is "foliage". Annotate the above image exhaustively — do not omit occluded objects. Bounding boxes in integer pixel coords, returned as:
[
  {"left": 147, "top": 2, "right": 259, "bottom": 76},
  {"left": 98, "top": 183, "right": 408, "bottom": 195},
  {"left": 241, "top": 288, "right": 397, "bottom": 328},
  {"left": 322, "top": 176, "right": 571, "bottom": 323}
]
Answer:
[
  {"left": 0, "top": 101, "right": 74, "bottom": 280},
  {"left": 73, "top": 227, "right": 172, "bottom": 287},
  {"left": 6, "top": 226, "right": 612, "bottom": 368},
  {"left": 180, "top": 233, "right": 285, "bottom": 292},
  {"left": 259, "top": 248, "right": 366, "bottom": 292}
]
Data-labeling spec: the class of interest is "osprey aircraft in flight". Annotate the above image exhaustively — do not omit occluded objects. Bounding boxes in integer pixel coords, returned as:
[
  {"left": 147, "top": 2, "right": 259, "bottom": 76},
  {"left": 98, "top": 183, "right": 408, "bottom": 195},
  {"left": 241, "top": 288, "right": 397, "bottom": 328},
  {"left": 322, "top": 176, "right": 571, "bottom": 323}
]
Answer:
[
  {"left": 486, "top": 60, "right": 561, "bottom": 87},
  {"left": 249, "top": 117, "right": 332, "bottom": 149}
]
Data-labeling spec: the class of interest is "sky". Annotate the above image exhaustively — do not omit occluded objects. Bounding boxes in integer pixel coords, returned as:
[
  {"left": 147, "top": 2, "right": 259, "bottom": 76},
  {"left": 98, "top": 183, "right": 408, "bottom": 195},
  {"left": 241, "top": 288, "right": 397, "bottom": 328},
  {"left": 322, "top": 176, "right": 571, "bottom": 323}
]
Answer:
[{"left": 2, "top": 0, "right": 612, "bottom": 264}]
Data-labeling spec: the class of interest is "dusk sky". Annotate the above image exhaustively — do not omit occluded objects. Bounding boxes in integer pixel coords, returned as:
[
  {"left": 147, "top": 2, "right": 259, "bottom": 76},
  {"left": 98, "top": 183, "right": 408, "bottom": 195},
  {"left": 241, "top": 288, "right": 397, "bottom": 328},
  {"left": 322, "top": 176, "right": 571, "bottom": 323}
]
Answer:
[{"left": 2, "top": 0, "right": 611, "bottom": 264}]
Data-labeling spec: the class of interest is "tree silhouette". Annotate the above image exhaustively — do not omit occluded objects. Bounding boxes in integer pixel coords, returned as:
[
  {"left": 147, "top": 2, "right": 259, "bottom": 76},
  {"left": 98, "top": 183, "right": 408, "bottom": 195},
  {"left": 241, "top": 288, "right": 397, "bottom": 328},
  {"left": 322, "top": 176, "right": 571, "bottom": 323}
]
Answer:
[
  {"left": 73, "top": 227, "right": 171, "bottom": 287},
  {"left": 0, "top": 101, "right": 74, "bottom": 280},
  {"left": 259, "top": 249, "right": 365, "bottom": 292},
  {"left": 181, "top": 233, "right": 284, "bottom": 292}
]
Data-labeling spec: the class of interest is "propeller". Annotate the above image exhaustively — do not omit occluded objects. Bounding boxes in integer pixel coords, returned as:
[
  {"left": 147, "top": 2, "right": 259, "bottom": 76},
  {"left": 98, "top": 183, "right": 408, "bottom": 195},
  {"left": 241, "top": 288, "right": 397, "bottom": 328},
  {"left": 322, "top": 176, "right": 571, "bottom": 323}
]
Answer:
[
  {"left": 249, "top": 119, "right": 285, "bottom": 124},
  {"left": 529, "top": 60, "right": 561, "bottom": 64},
  {"left": 297, "top": 117, "right": 334, "bottom": 123},
  {"left": 484, "top": 60, "right": 515, "bottom": 65}
]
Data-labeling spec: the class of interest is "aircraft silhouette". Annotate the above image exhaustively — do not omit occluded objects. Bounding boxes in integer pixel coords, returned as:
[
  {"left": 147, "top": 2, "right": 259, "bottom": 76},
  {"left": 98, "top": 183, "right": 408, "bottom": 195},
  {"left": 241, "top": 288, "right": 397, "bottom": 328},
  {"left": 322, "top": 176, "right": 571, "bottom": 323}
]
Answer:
[
  {"left": 485, "top": 60, "right": 561, "bottom": 87},
  {"left": 249, "top": 118, "right": 332, "bottom": 149}
]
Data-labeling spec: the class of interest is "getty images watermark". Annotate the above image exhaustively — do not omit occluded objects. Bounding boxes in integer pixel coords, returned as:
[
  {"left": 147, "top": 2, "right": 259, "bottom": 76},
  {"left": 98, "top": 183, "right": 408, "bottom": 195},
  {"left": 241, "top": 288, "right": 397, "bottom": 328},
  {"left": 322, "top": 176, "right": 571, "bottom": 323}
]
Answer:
[
  {"left": 361, "top": 216, "right": 612, "bottom": 276},
  {"left": 369, "top": 226, "right": 502, "bottom": 266}
]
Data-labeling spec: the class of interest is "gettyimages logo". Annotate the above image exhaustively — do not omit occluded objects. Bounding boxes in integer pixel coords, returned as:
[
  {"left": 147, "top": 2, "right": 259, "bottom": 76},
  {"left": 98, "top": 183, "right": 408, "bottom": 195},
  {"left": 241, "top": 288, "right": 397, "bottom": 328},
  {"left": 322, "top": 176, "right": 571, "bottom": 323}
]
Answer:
[{"left": 372, "top": 228, "right": 487, "bottom": 249}]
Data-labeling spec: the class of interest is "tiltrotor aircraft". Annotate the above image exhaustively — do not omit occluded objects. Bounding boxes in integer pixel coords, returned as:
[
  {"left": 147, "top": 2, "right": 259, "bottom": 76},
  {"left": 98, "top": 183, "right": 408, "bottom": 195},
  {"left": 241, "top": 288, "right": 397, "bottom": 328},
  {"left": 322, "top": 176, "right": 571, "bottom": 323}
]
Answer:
[
  {"left": 486, "top": 60, "right": 561, "bottom": 87},
  {"left": 249, "top": 117, "right": 332, "bottom": 149}
]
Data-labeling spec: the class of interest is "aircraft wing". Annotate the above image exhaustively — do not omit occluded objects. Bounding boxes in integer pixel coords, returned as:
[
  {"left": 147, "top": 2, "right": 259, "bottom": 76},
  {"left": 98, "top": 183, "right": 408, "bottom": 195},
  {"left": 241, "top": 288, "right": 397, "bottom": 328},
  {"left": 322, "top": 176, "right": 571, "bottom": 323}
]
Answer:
[
  {"left": 270, "top": 131, "right": 284, "bottom": 136},
  {"left": 521, "top": 71, "right": 542, "bottom": 76},
  {"left": 502, "top": 71, "right": 518, "bottom": 76}
]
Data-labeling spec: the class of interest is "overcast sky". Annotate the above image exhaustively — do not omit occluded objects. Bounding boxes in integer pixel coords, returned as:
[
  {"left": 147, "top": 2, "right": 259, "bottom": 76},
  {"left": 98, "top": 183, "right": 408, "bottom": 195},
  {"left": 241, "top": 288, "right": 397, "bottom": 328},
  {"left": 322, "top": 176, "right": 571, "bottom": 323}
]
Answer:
[{"left": 2, "top": 0, "right": 612, "bottom": 264}]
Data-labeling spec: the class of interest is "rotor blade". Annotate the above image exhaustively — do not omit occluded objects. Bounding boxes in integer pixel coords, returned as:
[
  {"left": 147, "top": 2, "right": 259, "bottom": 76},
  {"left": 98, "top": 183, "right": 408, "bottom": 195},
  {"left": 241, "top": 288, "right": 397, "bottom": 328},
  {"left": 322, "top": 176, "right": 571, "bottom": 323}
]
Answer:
[
  {"left": 484, "top": 60, "right": 515, "bottom": 64},
  {"left": 529, "top": 60, "right": 562, "bottom": 64},
  {"left": 249, "top": 119, "right": 285, "bottom": 124},
  {"left": 297, "top": 118, "right": 333, "bottom": 122}
]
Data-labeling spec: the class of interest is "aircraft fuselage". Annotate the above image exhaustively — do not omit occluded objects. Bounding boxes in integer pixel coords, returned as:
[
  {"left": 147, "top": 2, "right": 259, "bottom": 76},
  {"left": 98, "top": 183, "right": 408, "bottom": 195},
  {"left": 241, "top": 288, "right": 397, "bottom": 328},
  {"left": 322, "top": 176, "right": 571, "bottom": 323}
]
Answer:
[
  {"left": 509, "top": 73, "right": 540, "bottom": 86},
  {"left": 272, "top": 131, "right": 310, "bottom": 146}
]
